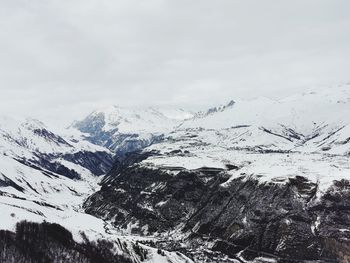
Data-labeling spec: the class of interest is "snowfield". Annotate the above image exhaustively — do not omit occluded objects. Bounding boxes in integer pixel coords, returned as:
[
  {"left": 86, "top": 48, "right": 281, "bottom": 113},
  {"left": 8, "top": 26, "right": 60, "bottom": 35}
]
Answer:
[
  {"left": 143, "top": 84, "right": 350, "bottom": 194},
  {"left": 0, "top": 116, "right": 106, "bottom": 235}
]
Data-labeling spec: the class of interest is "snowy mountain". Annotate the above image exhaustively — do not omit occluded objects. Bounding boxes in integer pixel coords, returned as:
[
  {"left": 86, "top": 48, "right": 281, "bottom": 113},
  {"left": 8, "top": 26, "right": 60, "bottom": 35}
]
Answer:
[
  {"left": 73, "top": 105, "right": 194, "bottom": 154},
  {"left": 193, "top": 99, "right": 236, "bottom": 118},
  {"left": 2, "top": 85, "right": 350, "bottom": 262},
  {"left": 141, "top": 84, "right": 350, "bottom": 194},
  {"left": 84, "top": 84, "right": 350, "bottom": 262},
  {"left": 174, "top": 85, "right": 350, "bottom": 154},
  {"left": 0, "top": 116, "right": 194, "bottom": 263},
  {"left": 0, "top": 115, "right": 113, "bottom": 231}
]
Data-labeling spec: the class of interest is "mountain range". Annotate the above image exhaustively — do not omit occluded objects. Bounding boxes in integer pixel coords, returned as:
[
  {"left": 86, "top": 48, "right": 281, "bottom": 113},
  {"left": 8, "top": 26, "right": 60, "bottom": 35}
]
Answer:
[{"left": 1, "top": 84, "right": 350, "bottom": 262}]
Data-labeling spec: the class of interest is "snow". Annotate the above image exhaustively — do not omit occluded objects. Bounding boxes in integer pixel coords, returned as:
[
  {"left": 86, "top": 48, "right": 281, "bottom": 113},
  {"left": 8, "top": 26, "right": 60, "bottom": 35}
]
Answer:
[
  {"left": 1, "top": 84, "right": 350, "bottom": 262},
  {"left": 0, "top": 116, "right": 111, "bottom": 223},
  {"left": 184, "top": 85, "right": 350, "bottom": 133},
  {"left": 142, "top": 84, "right": 350, "bottom": 193},
  {"left": 0, "top": 116, "right": 110, "bottom": 158},
  {"left": 143, "top": 247, "right": 193, "bottom": 263},
  {"left": 87, "top": 105, "right": 193, "bottom": 134},
  {"left": 0, "top": 115, "right": 192, "bottom": 262},
  {"left": 0, "top": 115, "right": 109, "bottom": 245},
  {"left": 311, "top": 216, "right": 321, "bottom": 235},
  {"left": 145, "top": 142, "right": 350, "bottom": 192}
]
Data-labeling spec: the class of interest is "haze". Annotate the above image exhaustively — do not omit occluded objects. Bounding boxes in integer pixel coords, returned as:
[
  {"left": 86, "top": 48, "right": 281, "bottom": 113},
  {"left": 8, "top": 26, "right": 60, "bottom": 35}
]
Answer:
[{"left": 0, "top": 0, "right": 349, "bottom": 126}]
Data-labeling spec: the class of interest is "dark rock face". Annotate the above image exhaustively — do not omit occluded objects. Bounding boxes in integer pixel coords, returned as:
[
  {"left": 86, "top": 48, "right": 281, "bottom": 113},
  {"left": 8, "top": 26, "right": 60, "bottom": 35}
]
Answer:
[
  {"left": 73, "top": 112, "right": 164, "bottom": 155},
  {"left": 13, "top": 150, "right": 114, "bottom": 180},
  {"left": 81, "top": 130, "right": 163, "bottom": 156},
  {"left": 73, "top": 112, "right": 106, "bottom": 137},
  {"left": 194, "top": 100, "right": 235, "bottom": 118},
  {"left": 101, "top": 150, "right": 160, "bottom": 184},
  {"left": 14, "top": 156, "right": 79, "bottom": 179},
  {"left": 84, "top": 152, "right": 350, "bottom": 262},
  {"left": 62, "top": 151, "right": 114, "bottom": 176},
  {"left": 0, "top": 173, "right": 25, "bottom": 192},
  {"left": 109, "top": 134, "right": 163, "bottom": 157},
  {"left": 0, "top": 221, "right": 134, "bottom": 263},
  {"left": 85, "top": 166, "right": 219, "bottom": 233},
  {"left": 32, "top": 128, "right": 72, "bottom": 147}
]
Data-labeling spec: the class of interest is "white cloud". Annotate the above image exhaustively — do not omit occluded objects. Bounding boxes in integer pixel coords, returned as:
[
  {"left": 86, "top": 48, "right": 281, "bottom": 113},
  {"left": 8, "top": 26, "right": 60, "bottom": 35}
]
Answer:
[{"left": 0, "top": 0, "right": 349, "bottom": 126}]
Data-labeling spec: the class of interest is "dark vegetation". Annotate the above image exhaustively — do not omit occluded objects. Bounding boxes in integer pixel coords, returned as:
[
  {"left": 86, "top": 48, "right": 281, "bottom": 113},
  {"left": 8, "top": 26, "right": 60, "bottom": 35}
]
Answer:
[{"left": 0, "top": 221, "right": 134, "bottom": 263}]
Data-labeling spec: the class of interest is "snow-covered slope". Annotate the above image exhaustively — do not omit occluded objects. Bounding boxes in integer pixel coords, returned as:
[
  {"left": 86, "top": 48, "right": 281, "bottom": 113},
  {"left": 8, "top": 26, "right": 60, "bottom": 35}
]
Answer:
[
  {"left": 2, "top": 84, "right": 350, "bottom": 262},
  {"left": 181, "top": 85, "right": 350, "bottom": 153},
  {"left": 73, "top": 105, "right": 194, "bottom": 154},
  {"left": 0, "top": 116, "right": 114, "bottom": 177},
  {"left": 83, "top": 85, "right": 350, "bottom": 262},
  {"left": 0, "top": 116, "right": 193, "bottom": 262},
  {"left": 0, "top": 116, "right": 114, "bottom": 228},
  {"left": 141, "top": 84, "right": 350, "bottom": 191}
]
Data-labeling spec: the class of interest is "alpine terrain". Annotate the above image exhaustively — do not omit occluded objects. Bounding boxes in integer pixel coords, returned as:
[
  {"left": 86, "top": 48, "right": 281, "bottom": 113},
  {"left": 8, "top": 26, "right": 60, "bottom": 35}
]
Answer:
[{"left": 1, "top": 85, "right": 350, "bottom": 262}]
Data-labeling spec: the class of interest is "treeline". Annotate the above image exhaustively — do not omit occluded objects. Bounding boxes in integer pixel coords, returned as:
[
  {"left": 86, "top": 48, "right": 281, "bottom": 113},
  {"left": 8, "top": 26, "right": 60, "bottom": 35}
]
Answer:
[{"left": 0, "top": 221, "right": 134, "bottom": 263}]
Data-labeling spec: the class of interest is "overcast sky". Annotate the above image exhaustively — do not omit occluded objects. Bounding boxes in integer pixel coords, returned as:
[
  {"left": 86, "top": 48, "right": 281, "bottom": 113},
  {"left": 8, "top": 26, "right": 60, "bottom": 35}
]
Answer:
[{"left": 0, "top": 0, "right": 350, "bottom": 126}]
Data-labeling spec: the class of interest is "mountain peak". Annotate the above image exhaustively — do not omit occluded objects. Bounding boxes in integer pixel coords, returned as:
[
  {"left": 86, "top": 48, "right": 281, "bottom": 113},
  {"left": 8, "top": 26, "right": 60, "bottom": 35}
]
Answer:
[
  {"left": 194, "top": 99, "right": 235, "bottom": 119},
  {"left": 22, "top": 118, "right": 47, "bottom": 130},
  {"left": 72, "top": 105, "right": 194, "bottom": 153}
]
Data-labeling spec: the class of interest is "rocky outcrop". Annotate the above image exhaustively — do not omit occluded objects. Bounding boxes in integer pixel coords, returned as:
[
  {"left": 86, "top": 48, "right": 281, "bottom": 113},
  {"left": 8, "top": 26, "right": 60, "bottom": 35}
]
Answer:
[
  {"left": 62, "top": 151, "right": 114, "bottom": 176},
  {"left": 84, "top": 152, "right": 350, "bottom": 262},
  {"left": 13, "top": 150, "right": 114, "bottom": 180}
]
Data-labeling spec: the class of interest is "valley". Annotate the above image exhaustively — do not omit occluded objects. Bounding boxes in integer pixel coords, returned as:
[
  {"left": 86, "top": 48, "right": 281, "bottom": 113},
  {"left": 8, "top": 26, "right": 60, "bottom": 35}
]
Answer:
[{"left": 1, "top": 85, "right": 350, "bottom": 262}]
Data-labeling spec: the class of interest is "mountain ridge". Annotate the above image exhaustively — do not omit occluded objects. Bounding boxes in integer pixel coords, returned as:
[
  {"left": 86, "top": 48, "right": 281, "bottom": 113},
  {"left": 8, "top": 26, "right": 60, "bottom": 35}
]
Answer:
[
  {"left": 82, "top": 84, "right": 350, "bottom": 262},
  {"left": 1, "top": 84, "right": 350, "bottom": 262}
]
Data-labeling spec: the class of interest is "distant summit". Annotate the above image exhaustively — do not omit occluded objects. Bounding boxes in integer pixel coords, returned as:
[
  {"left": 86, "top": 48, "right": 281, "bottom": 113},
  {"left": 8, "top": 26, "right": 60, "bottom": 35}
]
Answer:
[
  {"left": 73, "top": 106, "right": 194, "bottom": 154},
  {"left": 193, "top": 99, "right": 235, "bottom": 119}
]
